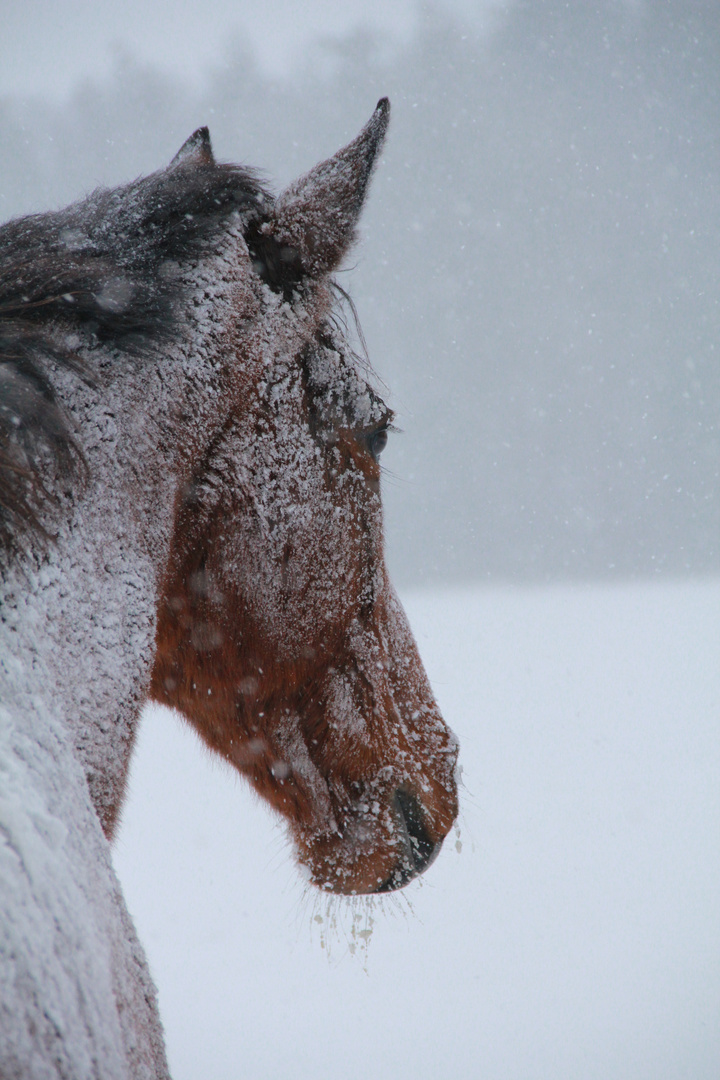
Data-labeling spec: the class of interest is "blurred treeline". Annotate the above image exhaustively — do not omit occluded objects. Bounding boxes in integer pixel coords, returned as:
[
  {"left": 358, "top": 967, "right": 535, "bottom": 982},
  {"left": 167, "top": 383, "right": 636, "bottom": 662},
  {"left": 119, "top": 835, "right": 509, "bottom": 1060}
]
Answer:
[{"left": 2, "top": 0, "right": 718, "bottom": 585}]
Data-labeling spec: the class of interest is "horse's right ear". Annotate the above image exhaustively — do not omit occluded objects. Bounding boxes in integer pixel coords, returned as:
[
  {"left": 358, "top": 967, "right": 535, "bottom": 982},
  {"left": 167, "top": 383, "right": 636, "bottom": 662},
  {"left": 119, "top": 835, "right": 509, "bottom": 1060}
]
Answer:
[
  {"left": 263, "top": 98, "right": 390, "bottom": 280},
  {"left": 170, "top": 127, "right": 215, "bottom": 168}
]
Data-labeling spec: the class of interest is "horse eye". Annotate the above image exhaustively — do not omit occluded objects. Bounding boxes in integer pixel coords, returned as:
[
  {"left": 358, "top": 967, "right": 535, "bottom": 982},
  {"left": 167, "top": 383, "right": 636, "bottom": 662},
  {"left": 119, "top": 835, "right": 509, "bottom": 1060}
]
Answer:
[{"left": 367, "top": 427, "right": 388, "bottom": 461}]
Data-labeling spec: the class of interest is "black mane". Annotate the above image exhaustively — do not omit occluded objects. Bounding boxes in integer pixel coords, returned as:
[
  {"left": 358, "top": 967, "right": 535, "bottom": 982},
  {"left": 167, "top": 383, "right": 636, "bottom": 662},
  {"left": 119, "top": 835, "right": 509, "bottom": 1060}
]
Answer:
[{"left": 0, "top": 154, "right": 271, "bottom": 560}]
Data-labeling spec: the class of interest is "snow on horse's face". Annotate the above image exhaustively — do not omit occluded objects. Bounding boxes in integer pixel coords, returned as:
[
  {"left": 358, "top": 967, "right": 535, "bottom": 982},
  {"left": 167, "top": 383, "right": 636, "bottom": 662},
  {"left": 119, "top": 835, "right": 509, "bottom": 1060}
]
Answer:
[{"left": 151, "top": 102, "right": 459, "bottom": 894}]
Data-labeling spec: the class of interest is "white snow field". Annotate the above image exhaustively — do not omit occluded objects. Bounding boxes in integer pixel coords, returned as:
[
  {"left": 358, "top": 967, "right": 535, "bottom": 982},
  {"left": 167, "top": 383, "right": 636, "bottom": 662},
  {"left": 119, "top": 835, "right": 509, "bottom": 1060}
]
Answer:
[{"left": 113, "top": 580, "right": 720, "bottom": 1080}]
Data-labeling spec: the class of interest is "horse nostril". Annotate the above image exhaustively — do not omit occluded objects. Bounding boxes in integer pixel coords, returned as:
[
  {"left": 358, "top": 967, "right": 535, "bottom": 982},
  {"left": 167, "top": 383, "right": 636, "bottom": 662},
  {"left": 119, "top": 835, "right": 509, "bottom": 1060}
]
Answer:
[
  {"left": 395, "top": 789, "right": 436, "bottom": 871},
  {"left": 375, "top": 789, "right": 440, "bottom": 893}
]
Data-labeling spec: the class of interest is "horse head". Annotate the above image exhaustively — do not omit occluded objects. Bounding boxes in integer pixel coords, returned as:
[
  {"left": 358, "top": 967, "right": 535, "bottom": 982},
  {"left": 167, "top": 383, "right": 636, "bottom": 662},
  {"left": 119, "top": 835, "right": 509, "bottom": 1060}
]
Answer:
[{"left": 151, "top": 101, "right": 459, "bottom": 894}]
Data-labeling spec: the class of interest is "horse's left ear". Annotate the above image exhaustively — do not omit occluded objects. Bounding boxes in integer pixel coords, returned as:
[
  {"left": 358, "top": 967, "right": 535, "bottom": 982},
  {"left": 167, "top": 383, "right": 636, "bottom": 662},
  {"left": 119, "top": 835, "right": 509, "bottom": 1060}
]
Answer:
[
  {"left": 170, "top": 127, "right": 215, "bottom": 168},
  {"left": 265, "top": 98, "right": 390, "bottom": 278}
]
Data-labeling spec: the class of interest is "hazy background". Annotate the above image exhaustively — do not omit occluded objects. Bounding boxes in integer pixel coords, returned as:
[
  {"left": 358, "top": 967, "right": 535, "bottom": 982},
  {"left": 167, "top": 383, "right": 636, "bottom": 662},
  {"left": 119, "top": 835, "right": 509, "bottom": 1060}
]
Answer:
[{"left": 2, "top": 0, "right": 718, "bottom": 587}]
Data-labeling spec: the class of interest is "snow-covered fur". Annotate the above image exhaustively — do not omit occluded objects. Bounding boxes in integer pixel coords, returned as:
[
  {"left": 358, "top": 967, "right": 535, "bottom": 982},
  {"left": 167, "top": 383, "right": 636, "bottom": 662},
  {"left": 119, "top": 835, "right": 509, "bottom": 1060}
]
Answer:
[
  {"left": 0, "top": 125, "right": 274, "bottom": 1077},
  {"left": 0, "top": 101, "right": 458, "bottom": 1077}
]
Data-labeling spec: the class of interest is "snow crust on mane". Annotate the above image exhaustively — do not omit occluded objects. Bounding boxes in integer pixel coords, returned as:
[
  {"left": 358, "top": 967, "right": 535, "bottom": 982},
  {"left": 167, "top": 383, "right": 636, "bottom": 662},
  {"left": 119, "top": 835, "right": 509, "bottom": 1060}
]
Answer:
[
  {"left": 0, "top": 165, "right": 264, "bottom": 1077},
  {"left": 0, "top": 671, "right": 165, "bottom": 1077},
  {"left": 0, "top": 159, "right": 269, "bottom": 561}
]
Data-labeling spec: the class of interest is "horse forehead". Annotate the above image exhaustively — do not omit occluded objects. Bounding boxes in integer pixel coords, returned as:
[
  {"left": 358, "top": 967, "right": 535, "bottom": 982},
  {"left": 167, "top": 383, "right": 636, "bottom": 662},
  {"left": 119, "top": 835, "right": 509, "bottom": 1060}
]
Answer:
[
  {"left": 304, "top": 342, "right": 385, "bottom": 427},
  {"left": 245, "top": 337, "right": 383, "bottom": 442}
]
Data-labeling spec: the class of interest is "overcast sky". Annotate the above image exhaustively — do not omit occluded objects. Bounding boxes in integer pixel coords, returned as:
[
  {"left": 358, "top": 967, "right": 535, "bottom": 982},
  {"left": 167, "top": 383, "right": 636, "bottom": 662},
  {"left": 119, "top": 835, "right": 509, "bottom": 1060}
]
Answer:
[{"left": 0, "top": 0, "right": 507, "bottom": 100}]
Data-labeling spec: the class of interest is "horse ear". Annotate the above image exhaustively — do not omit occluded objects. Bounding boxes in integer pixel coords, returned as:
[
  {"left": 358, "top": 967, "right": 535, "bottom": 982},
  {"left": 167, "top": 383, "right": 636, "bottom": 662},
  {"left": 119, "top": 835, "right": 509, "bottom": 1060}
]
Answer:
[
  {"left": 265, "top": 98, "right": 390, "bottom": 278},
  {"left": 171, "top": 127, "right": 215, "bottom": 168}
]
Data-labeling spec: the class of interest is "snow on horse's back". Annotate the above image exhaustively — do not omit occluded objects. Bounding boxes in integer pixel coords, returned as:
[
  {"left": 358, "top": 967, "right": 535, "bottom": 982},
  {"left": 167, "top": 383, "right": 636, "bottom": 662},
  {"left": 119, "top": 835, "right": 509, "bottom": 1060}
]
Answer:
[{"left": 0, "top": 101, "right": 458, "bottom": 1077}]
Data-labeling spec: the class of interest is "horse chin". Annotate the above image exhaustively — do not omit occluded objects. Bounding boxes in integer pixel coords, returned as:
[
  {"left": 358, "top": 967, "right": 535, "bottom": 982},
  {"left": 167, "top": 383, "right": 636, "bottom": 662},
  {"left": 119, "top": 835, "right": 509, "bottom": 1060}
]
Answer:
[{"left": 294, "top": 786, "right": 449, "bottom": 896}]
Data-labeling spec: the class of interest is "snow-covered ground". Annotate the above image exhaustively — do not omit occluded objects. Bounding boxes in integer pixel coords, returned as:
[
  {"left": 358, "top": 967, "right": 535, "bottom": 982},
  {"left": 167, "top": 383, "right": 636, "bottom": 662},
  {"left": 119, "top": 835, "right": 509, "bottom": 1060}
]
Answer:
[{"left": 113, "top": 580, "right": 720, "bottom": 1079}]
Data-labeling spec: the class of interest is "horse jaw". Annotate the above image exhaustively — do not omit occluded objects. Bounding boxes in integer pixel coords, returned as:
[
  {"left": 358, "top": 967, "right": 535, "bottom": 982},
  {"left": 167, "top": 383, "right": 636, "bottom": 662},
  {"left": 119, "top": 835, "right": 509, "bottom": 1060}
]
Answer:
[{"left": 152, "top": 539, "right": 459, "bottom": 896}]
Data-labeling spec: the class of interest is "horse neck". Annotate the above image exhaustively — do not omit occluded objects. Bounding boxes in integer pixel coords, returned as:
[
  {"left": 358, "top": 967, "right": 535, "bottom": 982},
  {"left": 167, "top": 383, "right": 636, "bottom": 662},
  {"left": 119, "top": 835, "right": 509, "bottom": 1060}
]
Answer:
[{"left": 0, "top": 269, "right": 245, "bottom": 835}]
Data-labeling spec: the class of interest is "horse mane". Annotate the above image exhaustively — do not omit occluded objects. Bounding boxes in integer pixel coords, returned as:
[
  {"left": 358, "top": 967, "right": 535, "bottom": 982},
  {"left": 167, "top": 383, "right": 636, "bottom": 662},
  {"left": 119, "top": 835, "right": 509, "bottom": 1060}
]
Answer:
[{"left": 0, "top": 151, "right": 272, "bottom": 561}]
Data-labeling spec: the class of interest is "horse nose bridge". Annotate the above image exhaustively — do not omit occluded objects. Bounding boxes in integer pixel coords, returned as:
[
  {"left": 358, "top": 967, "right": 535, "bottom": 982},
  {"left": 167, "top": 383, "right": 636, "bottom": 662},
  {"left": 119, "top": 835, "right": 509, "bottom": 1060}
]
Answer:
[{"left": 367, "top": 603, "right": 443, "bottom": 725}]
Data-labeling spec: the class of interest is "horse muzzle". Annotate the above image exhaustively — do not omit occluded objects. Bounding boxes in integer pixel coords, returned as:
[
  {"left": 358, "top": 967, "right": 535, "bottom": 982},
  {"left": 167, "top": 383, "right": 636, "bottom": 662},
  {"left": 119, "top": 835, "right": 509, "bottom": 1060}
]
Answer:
[{"left": 296, "top": 778, "right": 454, "bottom": 896}]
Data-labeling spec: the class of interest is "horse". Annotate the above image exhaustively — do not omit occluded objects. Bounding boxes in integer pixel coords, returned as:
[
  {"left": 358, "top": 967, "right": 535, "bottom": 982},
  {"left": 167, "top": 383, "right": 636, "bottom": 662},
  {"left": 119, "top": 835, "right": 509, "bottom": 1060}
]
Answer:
[{"left": 0, "top": 100, "right": 459, "bottom": 1078}]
